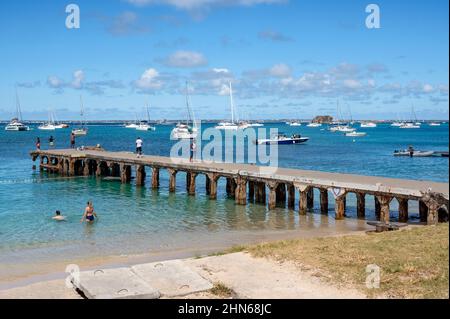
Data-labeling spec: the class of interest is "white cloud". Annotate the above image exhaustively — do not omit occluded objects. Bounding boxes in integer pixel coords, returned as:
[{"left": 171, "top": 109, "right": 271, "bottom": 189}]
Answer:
[
  {"left": 162, "top": 50, "right": 208, "bottom": 68},
  {"left": 269, "top": 63, "right": 291, "bottom": 78},
  {"left": 71, "top": 70, "right": 85, "bottom": 89},
  {"left": 47, "top": 76, "right": 64, "bottom": 88},
  {"left": 343, "top": 79, "right": 362, "bottom": 89},
  {"left": 423, "top": 84, "right": 434, "bottom": 93},
  {"left": 134, "top": 68, "right": 163, "bottom": 91}
]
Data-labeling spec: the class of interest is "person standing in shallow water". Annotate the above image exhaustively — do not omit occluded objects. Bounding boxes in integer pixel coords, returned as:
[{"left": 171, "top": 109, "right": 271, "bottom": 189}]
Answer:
[
  {"left": 81, "top": 201, "right": 97, "bottom": 223},
  {"left": 70, "top": 132, "right": 76, "bottom": 149}
]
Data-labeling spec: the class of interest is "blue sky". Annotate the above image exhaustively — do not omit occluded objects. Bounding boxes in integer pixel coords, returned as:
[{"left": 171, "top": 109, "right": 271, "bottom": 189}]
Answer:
[{"left": 0, "top": 0, "right": 448, "bottom": 120}]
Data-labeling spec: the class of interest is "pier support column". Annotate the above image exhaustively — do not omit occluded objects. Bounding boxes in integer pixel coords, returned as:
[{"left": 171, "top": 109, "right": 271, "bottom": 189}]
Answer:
[
  {"left": 188, "top": 172, "right": 197, "bottom": 196},
  {"left": 151, "top": 167, "right": 160, "bottom": 189},
  {"left": 167, "top": 169, "right": 177, "bottom": 193},
  {"left": 135, "top": 165, "right": 146, "bottom": 186},
  {"left": 376, "top": 195, "right": 393, "bottom": 223},
  {"left": 331, "top": 188, "right": 347, "bottom": 220},
  {"left": 205, "top": 175, "right": 211, "bottom": 195},
  {"left": 58, "top": 158, "right": 65, "bottom": 175},
  {"left": 226, "top": 178, "right": 236, "bottom": 198},
  {"left": 375, "top": 197, "right": 381, "bottom": 220},
  {"left": 356, "top": 192, "right": 366, "bottom": 218},
  {"left": 207, "top": 173, "right": 219, "bottom": 200},
  {"left": 248, "top": 181, "right": 255, "bottom": 202},
  {"left": 120, "top": 164, "right": 131, "bottom": 184},
  {"left": 419, "top": 200, "right": 428, "bottom": 222},
  {"left": 255, "top": 182, "right": 266, "bottom": 204},
  {"left": 235, "top": 177, "right": 247, "bottom": 205},
  {"left": 296, "top": 184, "right": 311, "bottom": 215},
  {"left": 276, "top": 183, "right": 286, "bottom": 206},
  {"left": 95, "top": 161, "right": 102, "bottom": 177},
  {"left": 288, "top": 184, "right": 296, "bottom": 209},
  {"left": 267, "top": 182, "right": 278, "bottom": 210},
  {"left": 398, "top": 198, "right": 408, "bottom": 223},
  {"left": 307, "top": 187, "right": 314, "bottom": 209},
  {"left": 320, "top": 189, "right": 329, "bottom": 214},
  {"left": 68, "top": 159, "right": 75, "bottom": 176},
  {"left": 83, "top": 160, "right": 90, "bottom": 176},
  {"left": 422, "top": 197, "right": 441, "bottom": 225}
]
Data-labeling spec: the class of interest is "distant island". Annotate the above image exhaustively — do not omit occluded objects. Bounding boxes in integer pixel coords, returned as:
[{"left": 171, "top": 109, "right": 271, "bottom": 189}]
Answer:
[{"left": 312, "top": 115, "right": 334, "bottom": 124}]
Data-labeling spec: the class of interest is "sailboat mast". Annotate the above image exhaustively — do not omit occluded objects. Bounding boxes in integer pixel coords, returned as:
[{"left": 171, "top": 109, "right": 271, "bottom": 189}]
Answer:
[
  {"left": 79, "top": 96, "right": 85, "bottom": 127},
  {"left": 15, "top": 87, "right": 23, "bottom": 121},
  {"left": 229, "top": 82, "right": 235, "bottom": 124}
]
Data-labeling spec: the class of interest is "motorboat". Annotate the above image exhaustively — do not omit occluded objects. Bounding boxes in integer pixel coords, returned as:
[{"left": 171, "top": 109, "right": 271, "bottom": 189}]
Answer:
[
  {"left": 360, "top": 122, "right": 377, "bottom": 128},
  {"left": 136, "top": 122, "right": 156, "bottom": 131},
  {"left": 393, "top": 150, "right": 434, "bottom": 157},
  {"left": 248, "top": 122, "right": 264, "bottom": 127},
  {"left": 38, "top": 123, "right": 56, "bottom": 130},
  {"left": 124, "top": 123, "right": 139, "bottom": 129},
  {"left": 306, "top": 122, "right": 322, "bottom": 127},
  {"left": 329, "top": 125, "right": 356, "bottom": 133},
  {"left": 429, "top": 122, "right": 441, "bottom": 126},
  {"left": 171, "top": 123, "right": 198, "bottom": 139},
  {"left": 346, "top": 131, "right": 367, "bottom": 137},
  {"left": 288, "top": 121, "right": 302, "bottom": 126},
  {"left": 399, "top": 123, "right": 420, "bottom": 129},
  {"left": 255, "top": 133, "right": 309, "bottom": 145},
  {"left": 391, "top": 122, "right": 404, "bottom": 127},
  {"left": 72, "top": 128, "right": 87, "bottom": 136},
  {"left": 5, "top": 118, "right": 30, "bottom": 131}
]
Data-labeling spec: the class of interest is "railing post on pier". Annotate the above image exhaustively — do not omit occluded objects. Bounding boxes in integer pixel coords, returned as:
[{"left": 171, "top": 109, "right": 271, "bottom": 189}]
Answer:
[
  {"left": 397, "top": 198, "right": 409, "bottom": 223},
  {"left": 235, "top": 177, "right": 247, "bottom": 205},
  {"left": 188, "top": 172, "right": 197, "bottom": 196},
  {"left": 288, "top": 184, "right": 296, "bottom": 209},
  {"left": 267, "top": 182, "right": 278, "bottom": 210},
  {"left": 356, "top": 192, "right": 366, "bottom": 218},
  {"left": 307, "top": 187, "right": 314, "bottom": 209},
  {"left": 152, "top": 167, "right": 160, "bottom": 189},
  {"left": 207, "top": 173, "right": 218, "bottom": 200},
  {"left": 376, "top": 195, "right": 393, "bottom": 223},
  {"left": 167, "top": 169, "right": 177, "bottom": 193},
  {"left": 135, "top": 165, "right": 146, "bottom": 186},
  {"left": 320, "top": 188, "right": 329, "bottom": 214}
]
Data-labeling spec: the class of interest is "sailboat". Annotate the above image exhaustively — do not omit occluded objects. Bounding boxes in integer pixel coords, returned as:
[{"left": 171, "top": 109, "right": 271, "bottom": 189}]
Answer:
[
  {"left": 329, "top": 100, "right": 355, "bottom": 133},
  {"left": 399, "top": 105, "right": 421, "bottom": 129},
  {"left": 72, "top": 96, "right": 88, "bottom": 136},
  {"left": 136, "top": 104, "right": 156, "bottom": 131},
  {"left": 171, "top": 82, "right": 198, "bottom": 139},
  {"left": 124, "top": 114, "right": 139, "bottom": 128},
  {"left": 5, "top": 89, "right": 30, "bottom": 131},
  {"left": 38, "top": 111, "right": 57, "bottom": 130},
  {"left": 215, "top": 82, "right": 245, "bottom": 130}
]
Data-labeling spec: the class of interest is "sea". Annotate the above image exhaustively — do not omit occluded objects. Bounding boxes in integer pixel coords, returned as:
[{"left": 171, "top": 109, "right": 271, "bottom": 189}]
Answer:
[{"left": 0, "top": 122, "right": 448, "bottom": 282}]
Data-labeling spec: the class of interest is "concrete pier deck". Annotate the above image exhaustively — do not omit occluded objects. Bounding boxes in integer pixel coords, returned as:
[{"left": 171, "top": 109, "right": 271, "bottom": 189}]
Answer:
[{"left": 30, "top": 148, "right": 449, "bottom": 225}]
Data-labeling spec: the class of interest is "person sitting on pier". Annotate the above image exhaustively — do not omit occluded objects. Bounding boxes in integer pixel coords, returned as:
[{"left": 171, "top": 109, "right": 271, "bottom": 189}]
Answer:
[
  {"left": 81, "top": 201, "right": 98, "bottom": 223},
  {"left": 136, "top": 137, "right": 143, "bottom": 157},
  {"left": 52, "top": 210, "right": 66, "bottom": 221}
]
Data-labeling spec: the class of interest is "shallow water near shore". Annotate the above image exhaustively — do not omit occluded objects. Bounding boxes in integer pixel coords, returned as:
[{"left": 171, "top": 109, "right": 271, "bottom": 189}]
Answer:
[{"left": 0, "top": 122, "right": 448, "bottom": 282}]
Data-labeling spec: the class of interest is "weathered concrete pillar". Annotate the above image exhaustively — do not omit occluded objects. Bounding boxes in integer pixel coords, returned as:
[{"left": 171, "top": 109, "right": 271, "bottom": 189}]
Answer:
[
  {"left": 296, "top": 184, "right": 310, "bottom": 215},
  {"left": 330, "top": 188, "right": 347, "bottom": 220},
  {"left": 235, "top": 177, "right": 247, "bottom": 205},
  {"left": 151, "top": 167, "right": 160, "bottom": 189},
  {"left": 267, "top": 182, "right": 278, "bottom": 210},
  {"left": 58, "top": 158, "right": 65, "bottom": 175},
  {"left": 255, "top": 182, "right": 266, "bottom": 204},
  {"left": 397, "top": 198, "right": 408, "bottom": 222},
  {"left": 226, "top": 178, "right": 236, "bottom": 198},
  {"left": 375, "top": 196, "right": 381, "bottom": 220},
  {"left": 68, "top": 159, "right": 75, "bottom": 176},
  {"left": 276, "top": 183, "right": 286, "bottom": 206},
  {"left": 120, "top": 164, "right": 131, "bottom": 183},
  {"left": 95, "top": 161, "right": 101, "bottom": 177},
  {"left": 356, "top": 192, "right": 366, "bottom": 218},
  {"left": 248, "top": 181, "right": 255, "bottom": 202},
  {"left": 205, "top": 175, "right": 211, "bottom": 195},
  {"left": 423, "top": 200, "right": 440, "bottom": 225},
  {"left": 135, "top": 165, "right": 146, "bottom": 186},
  {"left": 188, "top": 172, "right": 197, "bottom": 196},
  {"left": 419, "top": 200, "right": 428, "bottom": 222},
  {"left": 83, "top": 160, "right": 90, "bottom": 176},
  {"left": 320, "top": 188, "right": 328, "bottom": 214},
  {"left": 207, "top": 173, "right": 218, "bottom": 200},
  {"left": 167, "top": 169, "right": 177, "bottom": 193},
  {"left": 376, "top": 195, "right": 393, "bottom": 223},
  {"left": 307, "top": 187, "right": 314, "bottom": 209},
  {"left": 287, "top": 184, "right": 296, "bottom": 209}
]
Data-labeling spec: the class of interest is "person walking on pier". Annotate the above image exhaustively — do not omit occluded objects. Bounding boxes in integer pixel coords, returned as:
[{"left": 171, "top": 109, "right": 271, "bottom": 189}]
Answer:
[
  {"left": 35, "top": 137, "right": 41, "bottom": 150},
  {"left": 70, "top": 133, "right": 76, "bottom": 149},
  {"left": 136, "top": 137, "right": 143, "bottom": 157},
  {"left": 49, "top": 135, "right": 55, "bottom": 148}
]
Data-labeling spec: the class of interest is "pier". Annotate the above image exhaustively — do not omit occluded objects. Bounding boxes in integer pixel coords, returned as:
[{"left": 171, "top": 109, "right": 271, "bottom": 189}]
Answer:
[{"left": 30, "top": 148, "right": 449, "bottom": 225}]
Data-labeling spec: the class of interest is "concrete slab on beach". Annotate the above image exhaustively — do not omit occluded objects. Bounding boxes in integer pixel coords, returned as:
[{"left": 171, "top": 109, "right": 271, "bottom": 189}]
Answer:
[
  {"left": 74, "top": 267, "right": 160, "bottom": 299},
  {"left": 131, "top": 259, "right": 213, "bottom": 297}
]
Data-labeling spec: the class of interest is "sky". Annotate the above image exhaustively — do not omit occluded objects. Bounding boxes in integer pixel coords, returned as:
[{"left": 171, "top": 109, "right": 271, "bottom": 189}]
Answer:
[{"left": 0, "top": 0, "right": 448, "bottom": 120}]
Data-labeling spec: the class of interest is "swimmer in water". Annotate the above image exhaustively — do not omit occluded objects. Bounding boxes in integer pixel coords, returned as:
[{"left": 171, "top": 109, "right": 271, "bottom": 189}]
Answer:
[
  {"left": 80, "top": 201, "right": 98, "bottom": 223},
  {"left": 52, "top": 210, "right": 66, "bottom": 221}
]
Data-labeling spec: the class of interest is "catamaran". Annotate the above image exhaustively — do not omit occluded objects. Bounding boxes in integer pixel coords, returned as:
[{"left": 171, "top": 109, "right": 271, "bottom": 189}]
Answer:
[
  {"left": 215, "top": 82, "right": 246, "bottom": 130},
  {"left": 5, "top": 89, "right": 30, "bottom": 131},
  {"left": 72, "top": 96, "right": 88, "bottom": 136},
  {"left": 136, "top": 104, "right": 156, "bottom": 131},
  {"left": 171, "top": 82, "right": 198, "bottom": 139}
]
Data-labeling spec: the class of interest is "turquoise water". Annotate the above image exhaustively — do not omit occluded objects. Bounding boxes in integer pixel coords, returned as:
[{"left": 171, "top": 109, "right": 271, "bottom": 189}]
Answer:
[{"left": 0, "top": 122, "right": 448, "bottom": 273}]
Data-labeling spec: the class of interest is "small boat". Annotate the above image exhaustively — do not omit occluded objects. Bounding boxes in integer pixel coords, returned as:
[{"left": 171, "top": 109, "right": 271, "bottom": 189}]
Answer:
[
  {"left": 391, "top": 122, "right": 404, "bottom": 127},
  {"left": 306, "top": 122, "right": 322, "bottom": 127},
  {"left": 360, "top": 122, "right": 377, "bottom": 128},
  {"left": 5, "top": 89, "right": 30, "bottom": 131},
  {"left": 429, "top": 122, "right": 441, "bottom": 126},
  {"left": 136, "top": 105, "right": 156, "bottom": 131},
  {"left": 54, "top": 123, "right": 69, "bottom": 129},
  {"left": 172, "top": 82, "right": 198, "bottom": 139},
  {"left": 288, "top": 121, "right": 302, "bottom": 126},
  {"left": 330, "top": 125, "right": 356, "bottom": 133},
  {"left": 399, "top": 123, "right": 420, "bottom": 129},
  {"left": 38, "top": 123, "right": 56, "bottom": 130},
  {"left": 393, "top": 150, "right": 434, "bottom": 157},
  {"left": 248, "top": 122, "right": 264, "bottom": 127},
  {"left": 72, "top": 96, "right": 88, "bottom": 136},
  {"left": 255, "top": 133, "right": 309, "bottom": 145},
  {"left": 125, "top": 123, "right": 139, "bottom": 129},
  {"left": 215, "top": 82, "right": 247, "bottom": 130},
  {"left": 346, "top": 131, "right": 366, "bottom": 137}
]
